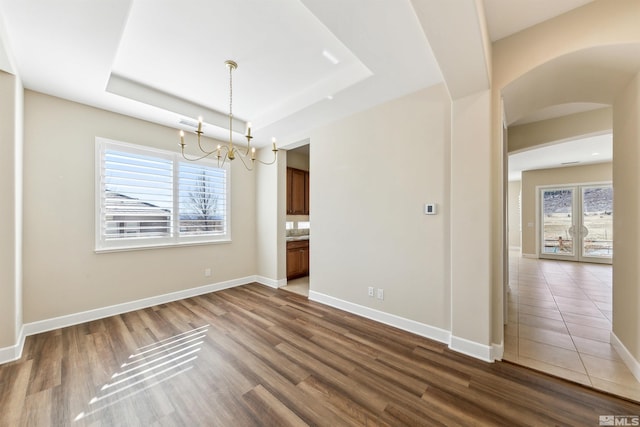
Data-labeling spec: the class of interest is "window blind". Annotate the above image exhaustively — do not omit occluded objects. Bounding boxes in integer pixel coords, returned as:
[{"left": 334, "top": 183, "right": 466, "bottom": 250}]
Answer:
[{"left": 96, "top": 138, "right": 230, "bottom": 251}]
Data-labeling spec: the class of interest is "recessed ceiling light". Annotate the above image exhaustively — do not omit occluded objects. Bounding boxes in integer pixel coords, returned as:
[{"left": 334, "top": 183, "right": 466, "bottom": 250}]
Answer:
[
  {"left": 592, "top": 152, "right": 600, "bottom": 156},
  {"left": 561, "top": 161, "right": 580, "bottom": 165},
  {"left": 322, "top": 49, "right": 340, "bottom": 65},
  {"left": 326, "top": 95, "right": 334, "bottom": 100}
]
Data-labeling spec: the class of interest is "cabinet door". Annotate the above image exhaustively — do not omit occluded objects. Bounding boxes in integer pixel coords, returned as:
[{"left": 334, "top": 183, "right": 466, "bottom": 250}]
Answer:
[
  {"left": 290, "top": 168, "right": 307, "bottom": 214},
  {"left": 287, "top": 247, "right": 302, "bottom": 278},
  {"left": 286, "top": 168, "right": 293, "bottom": 214},
  {"left": 304, "top": 171, "right": 309, "bottom": 215},
  {"left": 301, "top": 246, "right": 309, "bottom": 275}
]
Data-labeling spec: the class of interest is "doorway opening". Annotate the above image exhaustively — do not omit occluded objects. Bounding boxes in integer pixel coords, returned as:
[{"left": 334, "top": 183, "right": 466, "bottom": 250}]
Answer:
[{"left": 281, "top": 143, "right": 310, "bottom": 298}]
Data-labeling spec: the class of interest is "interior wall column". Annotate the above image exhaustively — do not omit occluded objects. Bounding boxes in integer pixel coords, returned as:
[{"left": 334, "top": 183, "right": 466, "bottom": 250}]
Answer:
[
  {"left": 612, "top": 71, "right": 640, "bottom": 377},
  {"left": 450, "top": 88, "right": 493, "bottom": 360},
  {"left": 255, "top": 149, "right": 287, "bottom": 286},
  {"left": 0, "top": 70, "right": 23, "bottom": 361}
]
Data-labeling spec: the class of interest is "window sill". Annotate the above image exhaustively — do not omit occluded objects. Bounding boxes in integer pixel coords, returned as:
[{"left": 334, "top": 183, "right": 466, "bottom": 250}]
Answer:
[{"left": 95, "top": 238, "right": 232, "bottom": 254}]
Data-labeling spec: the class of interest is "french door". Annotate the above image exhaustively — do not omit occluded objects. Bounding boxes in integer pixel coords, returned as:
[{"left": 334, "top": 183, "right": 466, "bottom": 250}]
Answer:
[{"left": 539, "top": 184, "right": 613, "bottom": 264}]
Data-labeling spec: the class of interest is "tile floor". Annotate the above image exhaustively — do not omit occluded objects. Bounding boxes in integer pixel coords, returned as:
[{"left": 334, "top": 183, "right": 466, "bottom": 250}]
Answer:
[
  {"left": 281, "top": 276, "right": 309, "bottom": 297},
  {"left": 504, "top": 250, "right": 640, "bottom": 402}
]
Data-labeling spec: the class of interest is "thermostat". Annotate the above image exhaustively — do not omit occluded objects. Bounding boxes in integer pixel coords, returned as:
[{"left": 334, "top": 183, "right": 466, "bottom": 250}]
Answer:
[{"left": 425, "top": 203, "right": 437, "bottom": 215}]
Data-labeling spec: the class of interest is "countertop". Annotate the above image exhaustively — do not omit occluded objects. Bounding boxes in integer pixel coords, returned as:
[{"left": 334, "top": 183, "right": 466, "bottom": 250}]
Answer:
[{"left": 286, "top": 235, "right": 309, "bottom": 242}]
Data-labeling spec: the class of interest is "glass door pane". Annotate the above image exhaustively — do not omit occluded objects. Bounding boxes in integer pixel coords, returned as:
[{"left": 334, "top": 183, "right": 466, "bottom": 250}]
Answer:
[
  {"left": 541, "top": 188, "right": 575, "bottom": 257},
  {"left": 581, "top": 185, "right": 613, "bottom": 259}
]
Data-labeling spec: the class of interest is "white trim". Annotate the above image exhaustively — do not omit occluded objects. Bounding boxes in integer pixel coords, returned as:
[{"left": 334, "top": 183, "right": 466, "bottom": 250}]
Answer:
[
  {"left": 449, "top": 335, "right": 493, "bottom": 362},
  {"left": 508, "top": 246, "right": 521, "bottom": 251},
  {"left": 0, "top": 326, "right": 25, "bottom": 364},
  {"left": 522, "top": 253, "right": 538, "bottom": 259},
  {"left": 22, "top": 276, "right": 254, "bottom": 338},
  {"left": 491, "top": 341, "right": 504, "bottom": 361},
  {"left": 611, "top": 332, "right": 640, "bottom": 384},
  {"left": 309, "top": 290, "right": 450, "bottom": 345},
  {"left": 255, "top": 276, "right": 286, "bottom": 289}
]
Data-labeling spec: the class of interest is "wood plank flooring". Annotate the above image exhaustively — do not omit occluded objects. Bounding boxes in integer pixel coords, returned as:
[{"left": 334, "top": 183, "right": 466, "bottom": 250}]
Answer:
[{"left": 1, "top": 283, "right": 639, "bottom": 426}]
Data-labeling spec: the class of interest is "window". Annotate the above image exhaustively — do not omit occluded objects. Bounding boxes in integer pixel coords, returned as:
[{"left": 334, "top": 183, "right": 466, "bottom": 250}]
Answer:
[{"left": 96, "top": 138, "right": 229, "bottom": 251}]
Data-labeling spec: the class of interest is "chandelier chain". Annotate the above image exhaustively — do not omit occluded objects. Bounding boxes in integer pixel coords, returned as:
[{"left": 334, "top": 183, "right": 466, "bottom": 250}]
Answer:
[{"left": 229, "top": 62, "right": 233, "bottom": 146}]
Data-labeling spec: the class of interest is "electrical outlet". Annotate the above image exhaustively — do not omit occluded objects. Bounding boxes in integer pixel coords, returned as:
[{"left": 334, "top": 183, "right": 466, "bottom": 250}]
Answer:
[
  {"left": 377, "top": 288, "right": 384, "bottom": 300},
  {"left": 368, "top": 287, "right": 374, "bottom": 297},
  {"left": 204, "top": 268, "right": 212, "bottom": 277}
]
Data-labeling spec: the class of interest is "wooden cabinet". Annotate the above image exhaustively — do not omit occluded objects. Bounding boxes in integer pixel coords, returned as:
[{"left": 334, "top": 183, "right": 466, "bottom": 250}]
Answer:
[
  {"left": 286, "top": 240, "right": 309, "bottom": 279},
  {"left": 287, "top": 167, "right": 309, "bottom": 215}
]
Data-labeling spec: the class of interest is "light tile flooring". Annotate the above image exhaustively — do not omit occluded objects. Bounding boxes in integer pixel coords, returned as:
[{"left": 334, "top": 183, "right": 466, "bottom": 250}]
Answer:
[
  {"left": 504, "top": 250, "right": 640, "bottom": 402},
  {"left": 281, "top": 276, "right": 309, "bottom": 297}
]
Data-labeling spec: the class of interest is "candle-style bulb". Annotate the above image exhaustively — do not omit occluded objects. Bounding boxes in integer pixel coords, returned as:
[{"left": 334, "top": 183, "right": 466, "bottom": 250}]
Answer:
[
  {"left": 251, "top": 147, "right": 256, "bottom": 160},
  {"left": 179, "top": 130, "right": 185, "bottom": 146},
  {"left": 197, "top": 116, "right": 203, "bottom": 133},
  {"left": 271, "top": 137, "right": 277, "bottom": 151}
]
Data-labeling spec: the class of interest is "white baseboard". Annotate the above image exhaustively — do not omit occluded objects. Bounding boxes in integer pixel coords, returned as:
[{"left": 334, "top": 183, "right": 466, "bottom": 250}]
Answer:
[
  {"left": 309, "top": 290, "right": 450, "bottom": 345},
  {"left": 522, "top": 253, "right": 538, "bottom": 259},
  {"left": 255, "top": 276, "right": 286, "bottom": 289},
  {"left": 0, "top": 326, "right": 25, "bottom": 364},
  {"left": 309, "top": 291, "right": 500, "bottom": 363},
  {"left": 0, "top": 276, "right": 257, "bottom": 365},
  {"left": 450, "top": 335, "right": 494, "bottom": 362},
  {"left": 611, "top": 332, "right": 640, "bottom": 383}
]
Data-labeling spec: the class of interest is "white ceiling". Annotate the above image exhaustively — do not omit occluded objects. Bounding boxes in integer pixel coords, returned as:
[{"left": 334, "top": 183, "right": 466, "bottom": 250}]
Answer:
[
  {"left": 0, "top": 0, "right": 604, "bottom": 172},
  {"left": 508, "top": 133, "right": 612, "bottom": 181},
  {"left": 0, "top": 0, "right": 443, "bottom": 147}
]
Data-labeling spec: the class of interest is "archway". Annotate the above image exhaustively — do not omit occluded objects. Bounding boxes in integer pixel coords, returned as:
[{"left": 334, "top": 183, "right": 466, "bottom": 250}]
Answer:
[{"left": 496, "top": 40, "right": 640, "bottom": 398}]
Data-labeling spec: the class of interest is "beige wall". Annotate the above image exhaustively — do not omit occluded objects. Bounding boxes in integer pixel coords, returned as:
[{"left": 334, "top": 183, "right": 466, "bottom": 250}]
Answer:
[
  {"left": 508, "top": 108, "right": 612, "bottom": 154},
  {"left": 310, "top": 85, "right": 451, "bottom": 329},
  {"left": 23, "top": 91, "right": 258, "bottom": 322},
  {"left": 612, "top": 72, "right": 640, "bottom": 361},
  {"left": 520, "top": 162, "right": 612, "bottom": 256},
  {"left": 0, "top": 70, "right": 22, "bottom": 349},
  {"left": 287, "top": 149, "right": 309, "bottom": 171},
  {"left": 508, "top": 181, "right": 521, "bottom": 248}
]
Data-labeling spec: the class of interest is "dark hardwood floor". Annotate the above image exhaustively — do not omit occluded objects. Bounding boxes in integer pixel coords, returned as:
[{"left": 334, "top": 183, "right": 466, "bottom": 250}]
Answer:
[{"left": 1, "top": 283, "right": 639, "bottom": 426}]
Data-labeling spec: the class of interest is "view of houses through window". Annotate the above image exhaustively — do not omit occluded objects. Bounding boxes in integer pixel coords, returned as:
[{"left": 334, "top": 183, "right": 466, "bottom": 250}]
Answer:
[{"left": 96, "top": 138, "right": 229, "bottom": 251}]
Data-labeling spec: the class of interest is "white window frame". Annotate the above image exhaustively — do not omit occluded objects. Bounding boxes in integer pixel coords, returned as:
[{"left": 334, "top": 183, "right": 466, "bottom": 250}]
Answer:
[{"left": 95, "top": 137, "right": 231, "bottom": 252}]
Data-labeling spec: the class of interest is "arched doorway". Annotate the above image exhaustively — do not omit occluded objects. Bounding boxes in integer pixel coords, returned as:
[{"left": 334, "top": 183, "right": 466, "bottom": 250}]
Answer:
[{"left": 494, "top": 20, "right": 640, "bottom": 400}]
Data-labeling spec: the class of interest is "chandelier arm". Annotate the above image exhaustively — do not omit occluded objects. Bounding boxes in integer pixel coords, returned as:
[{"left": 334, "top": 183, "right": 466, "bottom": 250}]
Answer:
[
  {"left": 255, "top": 157, "right": 278, "bottom": 166},
  {"left": 181, "top": 147, "right": 218, "bottom": 162},
  {"left": 196, "top": 132, "right": 214, "bottom": 155},
  {"left": 217, "top": 152, "right": 229, "bottom": 168},
  {"left": 236, "top": 152, "right": 254, "bottom": 171}
]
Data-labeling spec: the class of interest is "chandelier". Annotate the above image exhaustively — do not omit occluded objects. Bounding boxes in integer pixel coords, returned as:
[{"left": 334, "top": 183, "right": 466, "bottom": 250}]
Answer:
[{"left": 179, "top": 60, "right": 278, "bottom": 170}]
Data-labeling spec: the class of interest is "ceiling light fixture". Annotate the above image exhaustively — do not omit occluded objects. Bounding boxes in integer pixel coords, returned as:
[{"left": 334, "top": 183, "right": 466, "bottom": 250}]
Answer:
[
  {"left": 322, "top": 49, "right": 340, "bottom": 65},
  {"left": 178, "top": 60, "right": 278, "bottom": 170}
]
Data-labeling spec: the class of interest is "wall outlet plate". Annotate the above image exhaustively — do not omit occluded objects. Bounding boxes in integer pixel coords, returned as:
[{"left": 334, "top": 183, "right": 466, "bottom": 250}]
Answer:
[{"left": 368, "top": 286, "right": 374, "bottom": 297}]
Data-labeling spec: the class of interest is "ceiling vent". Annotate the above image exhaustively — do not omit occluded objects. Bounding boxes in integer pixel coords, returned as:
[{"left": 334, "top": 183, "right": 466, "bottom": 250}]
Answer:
[
  {"left": 179, "top": 118, "right": 200, "bottom": 128},
  {"left": 561, "top": 161, "right": 580, "bottom": 165}
]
